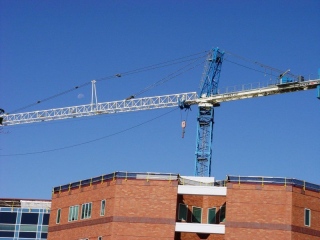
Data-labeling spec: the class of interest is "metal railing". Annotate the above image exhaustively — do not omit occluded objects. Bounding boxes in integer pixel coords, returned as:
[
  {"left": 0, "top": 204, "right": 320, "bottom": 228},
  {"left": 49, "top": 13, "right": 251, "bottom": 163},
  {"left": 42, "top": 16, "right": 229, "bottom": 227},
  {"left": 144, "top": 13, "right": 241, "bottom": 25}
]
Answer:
[
  {"left": 227, "top": 175, "right": 320, "bottom": 192},
  {"left": 53, "top": 171, "right": 179, "bottom": 193}
]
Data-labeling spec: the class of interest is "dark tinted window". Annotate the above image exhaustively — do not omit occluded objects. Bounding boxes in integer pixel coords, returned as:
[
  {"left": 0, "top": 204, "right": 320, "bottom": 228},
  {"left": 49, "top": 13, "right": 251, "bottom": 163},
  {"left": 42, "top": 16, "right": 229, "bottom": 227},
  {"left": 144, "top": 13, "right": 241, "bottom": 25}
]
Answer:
[
  {"left": 0, "top": 212, "right": 17, "bottom": 224},
  {"left": 41, "top": 232, "right": 48, "bottom": 238},
  {"left": 0, "top": 231, "right": 15, "bottom": 237},
  {"left": 21, "top": 213, "right": 39, "bottom": 224},
  {"left": 19, "top": 231, "right": 37, "bottom": 238},
  {"left": 43, "top": 214, "right": 50, "bottom": 225}
]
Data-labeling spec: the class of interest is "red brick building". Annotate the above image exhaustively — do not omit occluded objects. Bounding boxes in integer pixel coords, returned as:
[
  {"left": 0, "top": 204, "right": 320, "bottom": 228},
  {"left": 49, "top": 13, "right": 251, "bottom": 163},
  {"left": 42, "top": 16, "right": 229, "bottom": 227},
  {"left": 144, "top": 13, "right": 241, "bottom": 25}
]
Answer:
[{"left": 47, "top": 172, "right": 320, "bottom": 240}]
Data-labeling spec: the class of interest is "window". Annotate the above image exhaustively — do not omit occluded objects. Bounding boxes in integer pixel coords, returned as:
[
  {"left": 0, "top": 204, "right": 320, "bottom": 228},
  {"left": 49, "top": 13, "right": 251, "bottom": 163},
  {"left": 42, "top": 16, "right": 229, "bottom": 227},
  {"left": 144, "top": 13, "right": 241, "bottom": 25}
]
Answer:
[
  {"left": 21, "top": 213, "right": 39, "bottom": 224},
  {"left": 191, "top": 206, "right": 202, "bottom": 223},
  {"left": 208, "top": 208, "right": 216, "bottom": 224},
  {"left": 43, "top": 213, "right": 50, "bottom": 225},
  {"left": 68, "top": 205, "right": 79, "bottom": 222},
  {"left": 98, "top": 237, "right": 102, "bottom": 240},
  {"left": 219, "top": 205, "right": 226, "bottom": 222},
  {"left": 56, "top": 209, "right": 61, "bottom": 224},
  {"left": 100, "top": 200, "right": 106, "bottom": 216},
  {"left": 0, "top": 212, "right": 17, "bottom": 224},
  {"left": 304, "top": 208, "right": 311, "bottom": 227},
  {"left": 178, "top": 204, "right": 188, "bottom": 221},
  {"left": 81, "top": 203, "right": 92, "bottom": 219}
]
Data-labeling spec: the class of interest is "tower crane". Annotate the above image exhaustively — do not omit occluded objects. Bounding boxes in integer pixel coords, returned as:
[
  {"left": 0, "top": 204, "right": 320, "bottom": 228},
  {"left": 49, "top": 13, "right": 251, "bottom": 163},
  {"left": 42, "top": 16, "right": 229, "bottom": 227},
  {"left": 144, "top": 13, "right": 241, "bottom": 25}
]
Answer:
[{"left": 1, "top": 48, "right": 320, "bottom": 177}]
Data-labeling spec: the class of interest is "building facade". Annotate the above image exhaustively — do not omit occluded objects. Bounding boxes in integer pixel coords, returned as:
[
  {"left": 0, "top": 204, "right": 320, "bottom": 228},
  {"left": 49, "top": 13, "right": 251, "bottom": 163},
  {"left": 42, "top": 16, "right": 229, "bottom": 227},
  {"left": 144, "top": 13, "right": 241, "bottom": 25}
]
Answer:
[
  {"left": 0, "top": 198, "right": 51, "bottom": 240},
  {"left": 47, "top": 172, "right": 320, "bottom": 240},
  {"left": 225, "top": 176, "right": 320, "bottom": 239}
]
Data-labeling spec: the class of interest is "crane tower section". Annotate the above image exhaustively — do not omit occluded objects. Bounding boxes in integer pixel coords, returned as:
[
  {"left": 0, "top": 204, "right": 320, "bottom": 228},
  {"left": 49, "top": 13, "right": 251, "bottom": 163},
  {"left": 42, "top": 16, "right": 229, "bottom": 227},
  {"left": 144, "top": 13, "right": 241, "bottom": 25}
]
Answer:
[{"left": 195, "top": 48, "right": 224, "bottom": 177}]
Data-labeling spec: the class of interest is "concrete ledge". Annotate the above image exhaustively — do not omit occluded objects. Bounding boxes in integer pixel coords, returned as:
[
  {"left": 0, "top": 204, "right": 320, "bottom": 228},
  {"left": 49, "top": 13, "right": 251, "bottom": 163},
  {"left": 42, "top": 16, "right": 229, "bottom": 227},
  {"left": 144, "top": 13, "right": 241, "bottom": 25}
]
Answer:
[
  {"left": 175, "top": 222, "right": 225, "bottom": 234},
  {"left": 178, "top": 185, "right": 227, "bottom": 196}
]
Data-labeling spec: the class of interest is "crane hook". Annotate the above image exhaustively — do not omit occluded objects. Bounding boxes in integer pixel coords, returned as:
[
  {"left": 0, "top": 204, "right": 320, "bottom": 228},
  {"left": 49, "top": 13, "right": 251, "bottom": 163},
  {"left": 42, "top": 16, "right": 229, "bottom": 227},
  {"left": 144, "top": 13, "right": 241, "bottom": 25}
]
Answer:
[{"left": 181, "top": 120, "right": 186, "bottom": 138}]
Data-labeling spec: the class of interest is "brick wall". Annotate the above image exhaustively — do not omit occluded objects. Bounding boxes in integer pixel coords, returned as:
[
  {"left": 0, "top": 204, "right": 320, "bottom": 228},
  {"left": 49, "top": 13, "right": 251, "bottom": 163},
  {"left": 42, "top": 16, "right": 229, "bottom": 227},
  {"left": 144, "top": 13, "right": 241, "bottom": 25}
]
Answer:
[
  {"left": 291, "top": 187, "right": 320, "bottom": 240},
  {"left": 225, "top": 182, "right": 320, "bottom": 240},
  {"left": 48, "top": 178, "right": 178, "bottom": 240}
]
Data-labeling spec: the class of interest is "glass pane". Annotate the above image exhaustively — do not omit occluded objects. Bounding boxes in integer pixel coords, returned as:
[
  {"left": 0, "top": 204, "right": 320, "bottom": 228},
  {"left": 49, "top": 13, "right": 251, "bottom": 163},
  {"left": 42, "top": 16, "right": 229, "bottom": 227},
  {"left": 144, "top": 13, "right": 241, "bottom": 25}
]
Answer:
[
  {"left": 0, "top": 224, "right": 15, "bottom": 231},
  {"left": 88, "top": 203, "right": 92, "bottom": 218},
  {"left": 305, "top": 209, "right": 310, "bottom": 226},
  {"left": 19, "top": 231, "right": 37, "bottom": 238},
  {"left": 0, "top": 231, "right": 14, "bottom": 237},
  {"left": 0, "top": 212, "right": 17, "bottom": 224},
  {"left": 68, "top": 207, "right": 73, "bottom": 221},
  {"left": 220, "top": 206, "right": 226, "bottom": 222},
  {"left": 85, "top": 204, "right": 88, "bottom": 218},
  {"left": 192, "top": 207, "right": 201, "bottom": 223},
  {"left": 208, "top": 208, "right": 216, "bottom": 224},
  {"left": 21, "top": 213, "right": 39, "bottom": 224},
  {"left": 42, "top": 226, "right": 48, "bottom": 232},
  {"left": 56, "top": 209, "right": 61, "bottom": 224},
  {"left": 178, "top": 204, "right": 187, "bottom": 221},
  {"left": 43, "top": 214, "right": 50, "bottom": 225},
  {"left": 100, "top": 200, "right": 105, "bottom": 216},
  {"left": 20, "top": 224, "right": 37, "bottom": 232},
  {"left": 81, "top": 204, "right": 85, "bottom": 219},
  {"left": 74, "top": 206, "right": 79, "bottom": 220}
]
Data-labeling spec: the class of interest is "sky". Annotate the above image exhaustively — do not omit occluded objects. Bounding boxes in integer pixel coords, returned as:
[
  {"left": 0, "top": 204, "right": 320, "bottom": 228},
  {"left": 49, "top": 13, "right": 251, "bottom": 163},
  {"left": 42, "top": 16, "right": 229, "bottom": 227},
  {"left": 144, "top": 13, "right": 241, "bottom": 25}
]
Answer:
[{"left": 0, "top": 0, "right": 319, "bottom": 200}]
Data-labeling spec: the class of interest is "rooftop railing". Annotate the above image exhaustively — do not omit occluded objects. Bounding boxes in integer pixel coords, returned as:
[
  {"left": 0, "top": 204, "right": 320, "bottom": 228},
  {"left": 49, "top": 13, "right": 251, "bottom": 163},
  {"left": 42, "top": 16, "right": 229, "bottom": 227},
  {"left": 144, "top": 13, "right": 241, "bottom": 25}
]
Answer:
[{"left": 227, "top": 175, "right": 320, "bottom": 192}]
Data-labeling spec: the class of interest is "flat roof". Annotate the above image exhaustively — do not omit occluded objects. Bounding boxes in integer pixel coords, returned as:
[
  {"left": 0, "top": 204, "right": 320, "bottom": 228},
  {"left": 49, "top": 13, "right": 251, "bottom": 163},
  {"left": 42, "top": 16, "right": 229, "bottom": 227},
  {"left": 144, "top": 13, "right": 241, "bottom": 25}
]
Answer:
[{"left": 0, "top": 198, "right": 51, "bottom": 208}]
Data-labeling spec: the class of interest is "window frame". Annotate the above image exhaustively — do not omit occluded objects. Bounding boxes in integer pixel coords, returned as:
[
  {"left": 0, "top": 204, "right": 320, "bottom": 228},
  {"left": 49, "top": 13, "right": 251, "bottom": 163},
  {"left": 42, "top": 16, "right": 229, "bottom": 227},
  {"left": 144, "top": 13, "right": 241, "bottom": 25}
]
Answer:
[
  {"left": 178, "top": 203, "right": 188, "bottom": 221},
  {"left": 56, "top": 209, "right": 61, "bottom": 224},
  {"left": 81, "top": 202, "right": 92, "bottom": 220},
  {"left": 207, "top": 207, "right": 216, "bottom": 224},
  {"left": 100, "top": 200, "right": 106, "bottom": 216},
  {"left": 68, "top": 205, "right": 79, "bottom": 222},
  {"left": 304, "top": 208, "right": 311, "bottom": 227},
  {"left": 191, "top": 206, "right": 202, "bottom": 223}
]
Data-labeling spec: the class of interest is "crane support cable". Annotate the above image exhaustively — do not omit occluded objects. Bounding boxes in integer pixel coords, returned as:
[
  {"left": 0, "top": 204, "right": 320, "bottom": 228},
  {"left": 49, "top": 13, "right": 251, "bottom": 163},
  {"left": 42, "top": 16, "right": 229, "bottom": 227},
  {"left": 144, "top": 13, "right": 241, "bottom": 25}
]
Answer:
[
  {"left": 225, "top": 50, "right": 297, "bottom": 78},
  {"left": 108, "top": 51, "right": 208, "bottom": 79},
  {"left": 0, "top": 108, "right": 178, "bottom": 157},
  {"left": 224, "top": 59, "right": 279, "bottom": 78},
  {"left": 132, "top": 56, "right": 206, "bottom": 97},
  {"left": 8, "top": 51, "right": 207, "bottom": 114}
]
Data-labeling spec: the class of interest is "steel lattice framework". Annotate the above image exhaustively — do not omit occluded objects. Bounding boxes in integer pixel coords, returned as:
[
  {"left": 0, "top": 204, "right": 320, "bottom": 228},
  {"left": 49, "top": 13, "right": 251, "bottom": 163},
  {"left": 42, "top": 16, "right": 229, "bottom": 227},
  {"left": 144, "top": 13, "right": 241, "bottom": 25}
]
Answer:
[{"left": 1, "top": 92, "right": 198, "bottom": 126}]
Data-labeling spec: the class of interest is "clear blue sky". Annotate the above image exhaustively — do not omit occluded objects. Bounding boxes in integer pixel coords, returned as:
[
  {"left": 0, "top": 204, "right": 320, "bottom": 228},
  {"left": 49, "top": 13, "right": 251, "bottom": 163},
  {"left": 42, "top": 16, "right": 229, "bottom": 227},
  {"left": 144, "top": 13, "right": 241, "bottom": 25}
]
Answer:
[{"left": 1, "top": 0, "right": 319, "bottom": 199}]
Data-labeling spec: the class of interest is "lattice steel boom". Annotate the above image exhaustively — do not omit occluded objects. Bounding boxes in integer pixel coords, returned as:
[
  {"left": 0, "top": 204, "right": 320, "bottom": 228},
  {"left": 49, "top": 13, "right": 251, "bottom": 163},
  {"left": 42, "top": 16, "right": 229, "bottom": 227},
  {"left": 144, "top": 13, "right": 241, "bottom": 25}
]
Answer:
[{"left": 0, "top": 92, "right": 198, "bottom": 126}]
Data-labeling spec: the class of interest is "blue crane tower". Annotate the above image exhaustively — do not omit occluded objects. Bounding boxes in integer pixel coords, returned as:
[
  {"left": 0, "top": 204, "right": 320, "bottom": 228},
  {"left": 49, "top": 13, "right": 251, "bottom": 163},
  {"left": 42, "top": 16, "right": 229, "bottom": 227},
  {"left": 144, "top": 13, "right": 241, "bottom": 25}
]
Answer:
[{"left": 194, "top": 48, "right": 224, "bottom": 177}]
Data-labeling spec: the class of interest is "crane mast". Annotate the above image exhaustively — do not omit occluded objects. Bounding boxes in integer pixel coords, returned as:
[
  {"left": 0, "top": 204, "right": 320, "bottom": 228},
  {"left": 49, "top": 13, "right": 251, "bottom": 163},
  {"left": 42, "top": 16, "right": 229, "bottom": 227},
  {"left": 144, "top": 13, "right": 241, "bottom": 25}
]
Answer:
[{"left": 194, "top": 48, "right": 224, "bottom": 177}]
